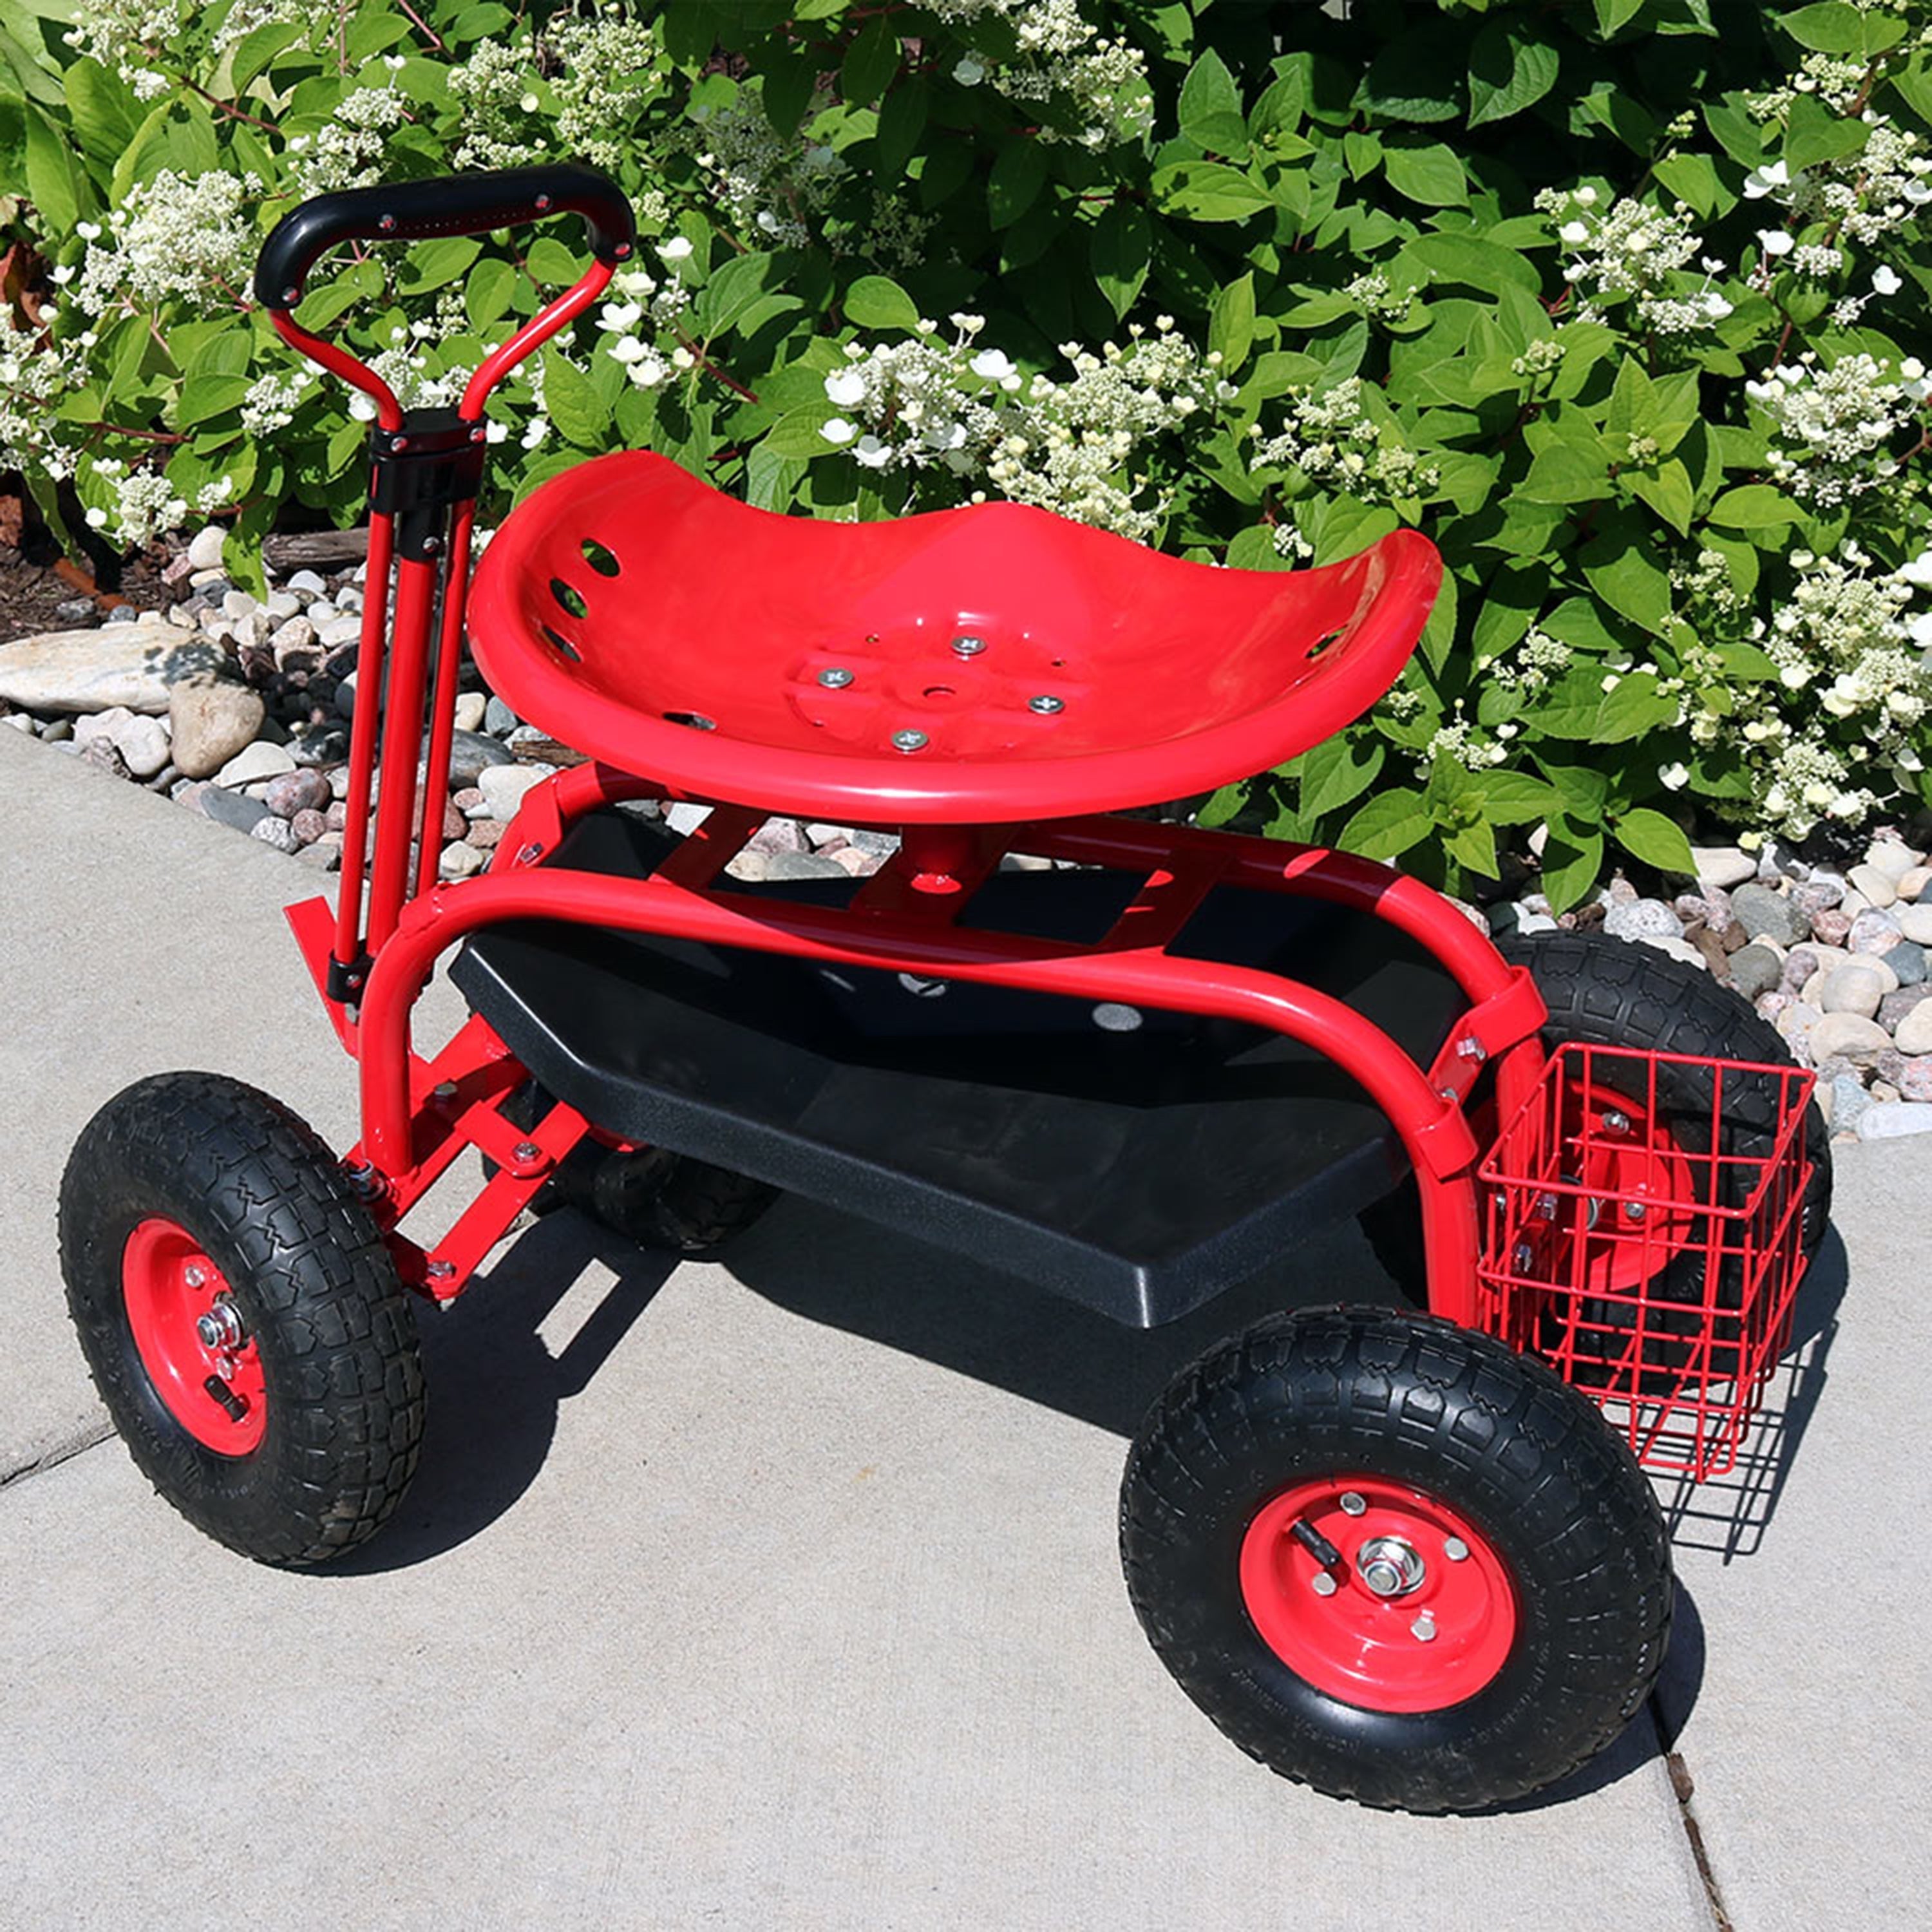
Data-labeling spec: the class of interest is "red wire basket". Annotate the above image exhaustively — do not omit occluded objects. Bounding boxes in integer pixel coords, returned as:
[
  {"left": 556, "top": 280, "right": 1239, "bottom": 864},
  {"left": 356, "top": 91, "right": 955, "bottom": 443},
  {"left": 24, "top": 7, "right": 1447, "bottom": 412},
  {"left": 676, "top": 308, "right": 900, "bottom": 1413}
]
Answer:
[{"left": 1476, "top": 1043, "right": 1815, "bottom": 1481}]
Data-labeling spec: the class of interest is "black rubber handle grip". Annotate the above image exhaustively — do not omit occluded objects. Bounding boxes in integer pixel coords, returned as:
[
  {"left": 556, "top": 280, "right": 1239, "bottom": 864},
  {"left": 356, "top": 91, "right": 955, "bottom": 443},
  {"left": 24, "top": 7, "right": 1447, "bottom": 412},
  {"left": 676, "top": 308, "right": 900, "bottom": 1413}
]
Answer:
[{"left": 255, "top": 164, "right": 636, "bottom": 308}]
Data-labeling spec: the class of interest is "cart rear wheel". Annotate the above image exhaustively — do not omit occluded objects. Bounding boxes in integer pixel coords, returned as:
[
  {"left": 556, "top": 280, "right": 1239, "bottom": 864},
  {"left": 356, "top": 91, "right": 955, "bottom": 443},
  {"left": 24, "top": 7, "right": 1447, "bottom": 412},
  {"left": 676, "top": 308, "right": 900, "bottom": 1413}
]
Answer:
[
  {"left": 59, "top": 1072, "right": 424, "bottom": 1566},
  {"left": 500, "top": 1082, "right": 777, "bottom": 1255},
  {"left": 1360, "top": 931, "right": 1831, "bottom": 1314},
  {"left": 1121, "top": 1305, "right": 1671, "bottom": 1814}
]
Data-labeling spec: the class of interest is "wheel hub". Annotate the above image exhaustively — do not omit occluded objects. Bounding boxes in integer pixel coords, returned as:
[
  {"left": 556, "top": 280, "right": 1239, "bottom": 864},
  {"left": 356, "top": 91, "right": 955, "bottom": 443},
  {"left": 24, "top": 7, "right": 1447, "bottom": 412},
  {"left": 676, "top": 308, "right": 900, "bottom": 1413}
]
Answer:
[
  {"left": 1239, "top": 1475, "right": 1518, "bottom": 1714},
  {"left": 121, "top": 1219, "right": 266, "bottom": 1455}
]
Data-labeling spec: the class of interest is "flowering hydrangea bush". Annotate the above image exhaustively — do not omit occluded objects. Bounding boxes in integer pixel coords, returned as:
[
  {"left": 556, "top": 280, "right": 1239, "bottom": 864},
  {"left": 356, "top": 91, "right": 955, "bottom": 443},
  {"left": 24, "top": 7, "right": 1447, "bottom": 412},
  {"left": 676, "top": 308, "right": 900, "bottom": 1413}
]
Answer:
[{"left": 3, "top": 0, "right": 1932, "bottom": 902}]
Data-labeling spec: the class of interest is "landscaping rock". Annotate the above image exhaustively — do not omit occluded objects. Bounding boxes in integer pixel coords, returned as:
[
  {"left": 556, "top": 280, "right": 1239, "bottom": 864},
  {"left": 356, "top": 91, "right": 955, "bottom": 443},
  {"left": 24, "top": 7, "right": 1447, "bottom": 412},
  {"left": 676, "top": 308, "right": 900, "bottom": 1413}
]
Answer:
[
  {"left": 1895, "top": 999, "right": 1932, "bottom": 1056},
  {"left": 0, "top": 627, "right": 217, "bottom": 714},
  {"left": 477, "top": 762, "right": 554, "bottom": 820},
  {"left": 1811, "top": 906, "right": 1854, "bottom": 947},
  {"left": 484, "top": 696, "right": 518, "bottom": 735},
  {"left": 1728, "top": 943, "right": 1784, "bottom": 1000},
  {"left": 185, "top": 526, "right": 227, "bottom": 572},
  {"left": 1690, "top": 845, "right": 1756, "bottom": 890},
  {"left": 440, "top": 841, "right": 485, "bottom": 880},
  {"left": 197, "top": 786, "right": 269, "bottom": 834},
  {"left": 251, "top": 815, "right": 300, "bottom": 854},
  {"left": 1849, "top": 907, "right": 1906, "bottom": 955},
  {"left": 1864, "top": 838, "right": 1922, "bottom": 882},
  {"left": 1732, "top": 882, "right": 1808, "bottom": 945},
  {"left": 1857, "top": 1102, "right": 1932, "bottom": 1141},
  {"left": 1881, "top": 941, "right": 1927, "bottom": 988},
  {"left": 289, "top": 807, "right": 328, "bottom": 846},
  {"left": 214, "top": 741, "right": 296, "bottom": 789},
  {"left": 1638, "top": 934, "right": 1707, "bottom": 971},
  {"left": 766, "top": 851, "right": 852, "bottom": 882},
  {"left": 446, "top": 729, "right": 515, "bottom": 787},
  {"left": 261, "top": 768, "right": 330, "bottom": 819},
  {"left": 1807, "top": 1011, "right": 1892, "bottom": 1065},
  {"left": 453, "top": 692, "right": 488, "bottom": 733},
  {"left": 1820, "top": 963, "right": 1886, "bottom": 1018},
  {"left": 1894, "top": 903, "right": 1932, "bottom": 946},
  {"left": 1604, "top": 898, "right": 1683, "bottom": 942},
  {"left": 1846, "top": 862, "right": 1899, "bottom": 909}
]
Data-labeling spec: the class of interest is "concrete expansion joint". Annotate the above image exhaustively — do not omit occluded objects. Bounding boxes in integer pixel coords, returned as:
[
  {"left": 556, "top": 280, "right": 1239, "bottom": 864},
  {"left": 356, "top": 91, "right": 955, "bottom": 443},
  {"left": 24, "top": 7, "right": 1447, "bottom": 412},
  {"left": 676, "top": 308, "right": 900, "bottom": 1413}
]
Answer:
[
  {"left": 0, "top": 1423, "right": 116, "bottom": 1497},
  {"left": 1651, "top": 1705, "right": 1735, "bottom": 1932}
]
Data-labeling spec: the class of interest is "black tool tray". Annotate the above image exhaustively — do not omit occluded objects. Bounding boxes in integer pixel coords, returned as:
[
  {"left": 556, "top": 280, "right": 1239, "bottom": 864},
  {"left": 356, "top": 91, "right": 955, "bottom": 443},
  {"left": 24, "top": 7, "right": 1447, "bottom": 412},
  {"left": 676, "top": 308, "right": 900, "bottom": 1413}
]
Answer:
[{"left": 451, "top": 811, "right": 1461, "bottom": 1326}]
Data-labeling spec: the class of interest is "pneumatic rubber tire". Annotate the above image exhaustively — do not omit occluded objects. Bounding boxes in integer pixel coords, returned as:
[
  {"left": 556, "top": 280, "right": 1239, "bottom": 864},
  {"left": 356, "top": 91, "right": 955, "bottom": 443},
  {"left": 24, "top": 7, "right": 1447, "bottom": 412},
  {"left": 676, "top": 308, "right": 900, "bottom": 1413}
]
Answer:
[
  {"left": 1121, "top": 1305, "right": 1672, "bottom": 1814},
  {"left": 1359, "top": 929, "right": 1832, "bottom": 1298},
  {"left": 59, "top": 1072, "right": 425, "bottom": 1566}
]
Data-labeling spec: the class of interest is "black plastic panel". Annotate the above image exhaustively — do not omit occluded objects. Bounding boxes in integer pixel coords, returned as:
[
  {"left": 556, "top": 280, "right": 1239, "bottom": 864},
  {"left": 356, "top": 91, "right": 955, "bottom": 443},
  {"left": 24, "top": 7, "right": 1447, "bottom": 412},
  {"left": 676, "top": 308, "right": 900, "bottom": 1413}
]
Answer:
[{"left": 450, "top": 812, "right": 1463, "bottom": 1327}]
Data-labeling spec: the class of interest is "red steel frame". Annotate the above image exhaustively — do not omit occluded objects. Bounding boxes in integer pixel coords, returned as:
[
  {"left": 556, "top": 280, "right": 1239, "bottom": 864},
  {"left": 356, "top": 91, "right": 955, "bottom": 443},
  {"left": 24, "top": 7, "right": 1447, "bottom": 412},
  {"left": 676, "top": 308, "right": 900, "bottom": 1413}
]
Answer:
[{"left": 270, "top": 256, "right": 1552, "bottom": 1330}]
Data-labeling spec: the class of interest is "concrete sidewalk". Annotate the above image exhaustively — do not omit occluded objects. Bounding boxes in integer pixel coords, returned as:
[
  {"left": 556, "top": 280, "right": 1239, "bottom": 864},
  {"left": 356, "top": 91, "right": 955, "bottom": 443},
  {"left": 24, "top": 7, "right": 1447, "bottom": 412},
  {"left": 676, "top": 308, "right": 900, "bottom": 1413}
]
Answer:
[{"left": 0, "top": 726, "right": 1923, "bottom": 1931}]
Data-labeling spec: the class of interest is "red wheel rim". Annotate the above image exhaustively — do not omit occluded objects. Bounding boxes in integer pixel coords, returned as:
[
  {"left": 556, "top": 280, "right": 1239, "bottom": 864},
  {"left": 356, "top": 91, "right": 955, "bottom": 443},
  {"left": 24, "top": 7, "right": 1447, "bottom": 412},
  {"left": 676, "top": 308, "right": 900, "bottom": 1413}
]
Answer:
[
  {"left": 120, "top": 1218, "right": 266, "bottom": 1455},
  {"left": 1561, "top": 1073, "right": 1700, "bottom": 1295},
  {"left": 1239, "top": 1475, "right": 1517, "bottom": 1713}
]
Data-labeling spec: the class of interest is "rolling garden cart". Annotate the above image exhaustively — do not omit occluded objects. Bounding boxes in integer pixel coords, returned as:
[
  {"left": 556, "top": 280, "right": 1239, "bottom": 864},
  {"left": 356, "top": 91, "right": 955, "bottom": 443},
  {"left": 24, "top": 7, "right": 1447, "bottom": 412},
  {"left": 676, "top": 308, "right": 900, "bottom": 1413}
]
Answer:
[{"left": 57, "top": 166, "right": 1832, "bottom": 1815}]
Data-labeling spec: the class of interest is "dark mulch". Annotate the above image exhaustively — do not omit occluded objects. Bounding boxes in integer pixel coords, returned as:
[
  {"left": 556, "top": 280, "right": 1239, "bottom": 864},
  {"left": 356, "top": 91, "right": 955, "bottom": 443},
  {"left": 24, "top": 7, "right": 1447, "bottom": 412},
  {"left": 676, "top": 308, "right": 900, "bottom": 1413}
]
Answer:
[{"left": 0, "top": 485, "right": 170, "bottom": 645}]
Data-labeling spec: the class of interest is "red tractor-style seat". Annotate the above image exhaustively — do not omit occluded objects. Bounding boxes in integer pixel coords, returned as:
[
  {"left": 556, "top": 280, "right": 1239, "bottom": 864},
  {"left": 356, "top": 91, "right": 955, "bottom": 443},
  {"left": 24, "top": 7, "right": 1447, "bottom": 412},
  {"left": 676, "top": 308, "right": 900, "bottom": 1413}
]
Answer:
[{"left": 467, "top": 451, "right": 1442, "bottom": 826}]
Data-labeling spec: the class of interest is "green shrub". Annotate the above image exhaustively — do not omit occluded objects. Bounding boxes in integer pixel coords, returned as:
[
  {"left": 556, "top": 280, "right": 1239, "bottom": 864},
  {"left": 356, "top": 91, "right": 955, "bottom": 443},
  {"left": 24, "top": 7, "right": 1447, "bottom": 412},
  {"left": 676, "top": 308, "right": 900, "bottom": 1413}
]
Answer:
[{"left": 3, "top": 0, "right": 1931, "bottom": 900}]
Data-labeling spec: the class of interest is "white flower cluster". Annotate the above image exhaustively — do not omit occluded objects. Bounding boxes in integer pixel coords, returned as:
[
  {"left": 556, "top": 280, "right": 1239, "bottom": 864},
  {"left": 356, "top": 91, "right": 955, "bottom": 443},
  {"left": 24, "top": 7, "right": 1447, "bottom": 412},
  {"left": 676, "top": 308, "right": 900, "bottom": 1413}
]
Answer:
[
  {"left": 1423, "top": 713, "right": 1510, "bottom": 772},
  {"left": 61, "top": 0, "right": 181, "bottom": 99},
  {"left": 587, "top": 249, "right": 699, "bottom": 397},
  {"left": 1247, "top": 377, "right": 1441, "bottom": 503},
  {"left": 0, "top": 311, "right": 80, "bottom": 480},
  {"left": 815, "top": 313, "right": 1233, "bottom": 540},
  {"left": 1535, "top": 187, "right": 1730, "bottom": 332},
  {"left": 1743, "top": 350, "right": 1926, "bottom": 506},
  {"left": 68, "top": 169, "right": 257, "bottom": 317},
  {"left": 927, "top": 0, "right": 1153, "bottom": 148},
  {"left": 1743, "top": 123, "right": 1932, "bottom": 251},
  {"left": 449, "top": 9, "right": 667, "bottom": 174},
  {"left": 1343, "top": 268, "right": 1412, "bottom": 323},
  {"left": 82, "top": 459, "right": 186, "bottom": 551},
  {"left": 1719, "top": 544, "right": 1932, "bottom": 838},
  {"left": 289, "top": 80, "right": 408, "bottom": 197},
  {"left": 240, "top": 368, "right": 316, "bottom": 439},
  {"left": 1480, "top": 627, "right": 1574, "bottom": 692}
]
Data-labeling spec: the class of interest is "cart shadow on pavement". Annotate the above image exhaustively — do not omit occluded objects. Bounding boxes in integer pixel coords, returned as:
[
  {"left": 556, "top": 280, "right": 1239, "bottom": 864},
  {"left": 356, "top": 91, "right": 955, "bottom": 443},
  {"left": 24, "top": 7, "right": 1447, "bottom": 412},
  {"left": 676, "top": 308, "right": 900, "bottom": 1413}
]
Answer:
[
  {"left": 1648, "top": 1220, "right": 1849, "bottom": 1565},
  {"left": 328, "top": 1208, "right": 681, "bottom": 1574}
]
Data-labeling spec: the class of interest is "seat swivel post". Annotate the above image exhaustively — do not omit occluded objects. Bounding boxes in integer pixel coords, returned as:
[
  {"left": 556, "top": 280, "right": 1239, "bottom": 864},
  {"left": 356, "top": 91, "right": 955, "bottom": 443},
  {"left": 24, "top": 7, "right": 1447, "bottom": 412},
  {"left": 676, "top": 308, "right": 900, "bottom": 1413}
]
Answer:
[{"left": 368, "top": 408, "right": 488, "bottom": 562}]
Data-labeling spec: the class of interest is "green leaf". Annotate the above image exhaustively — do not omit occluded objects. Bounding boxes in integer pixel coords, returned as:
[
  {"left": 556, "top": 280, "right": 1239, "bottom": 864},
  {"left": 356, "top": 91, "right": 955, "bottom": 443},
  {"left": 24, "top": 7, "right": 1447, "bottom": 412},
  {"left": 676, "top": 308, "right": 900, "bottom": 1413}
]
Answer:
[
  {"left": 231, "top": 17, "right": 304, "bottom": 90},
  {"left": 1151, "top": 160, "right": 1272, "bottom": 222},
  {"left": 873, "top": 80, "right": 927, "bottom": 178},
  {"left": 23, "top": 103, "right": 77, "bottom": 232},
  {"left": 1340, "top": 786, "right": 1434, "bottom": 860},
  {"left": 1399, "top": 231, "right": 1540, "bottom": 295},
  {"left": 1708, "top": 483, "right": 1801, "bottom": 529},
  {"left": 63, "top": 58, "right": 135, "bottom": 172},
  {"left": 764, "top": 405, "right": 849, "bottom": 459},
  {"left": 399, "top": 237, "right": 481, "bottom": 294},
  {"left": 1582, "top": 527, "right": 1673, "bottom": 634},
  {"left": 1595, "top": 672, "right": 1678, "bottom": 741},
  {"left": 1780, "top": 1, "right": 1864, "bottom": 53},
  {"left": 988, "top": 138, "right": 1048, "bottom": 229},
  {"left": 1444, "top": 819, "right": 1499, "bottom": 877},
  {"left": 761, "top": 48, "right": 817, "bottom": 137},
  {"left": 1540, "top": 822, "right": 1604, "bottom": 913},
  {"left": 1381, "top": 142, "right": 1467, "bottom": 207},
  {"left": 1296, "top": 734, "right": 1386, "bottom": 819},
  {"left": 1466, "top": 25, "right": 1560, "bottom": 128},
  {"left": 1090, "top": 202, "right": 1150, "bottom": 319},
  {"left": 526, "top": 235, "right": 584, "bottom": 286},
  {"left": 1785, "top": 91, "right": 1868, "bottom": 175},
  {"left": 176, "top": 372, "right": 252, "bottom": 424},
  {"left": 1613, "top": 806, "right": 1696, "bottom": 875},
  {"left": 1362, "top": 32, "right": 1463, "bottom": 123},
  {"left": 1520, "top": 443, "right": 1609, "bottom": 505},
  {"left": 1208, "top": 271, "right": 1255, "bottom": 374},
  {"left": 466, "top": 256, "right": 518, "bottom": 333},
  {"left": 1177, "top": 47, "right": 1246, "bottom": 152},
  {"left": 844, "top": 274, "right": 921, "bottom": 331},
  {"left": 542, "top": 348, "right": 604, "bottom": 450},
  {"left": 1652, "top": 151, "right": 1721, "bottom": 217},
  {"left": 1628, "top": 460, "right": 1694, "bottom": 535},
  {"left": 1591, "top": 0, "right": 1646, "bottom": 33},
  {"left": 1472, "top": 770, "right": 1558, "bottom": 825},
  {"left": 840, "top": 15, "right": 899, "bottom": 106},
  {"left": 695, "top": 251, "right": 775, "bottom": 336}
]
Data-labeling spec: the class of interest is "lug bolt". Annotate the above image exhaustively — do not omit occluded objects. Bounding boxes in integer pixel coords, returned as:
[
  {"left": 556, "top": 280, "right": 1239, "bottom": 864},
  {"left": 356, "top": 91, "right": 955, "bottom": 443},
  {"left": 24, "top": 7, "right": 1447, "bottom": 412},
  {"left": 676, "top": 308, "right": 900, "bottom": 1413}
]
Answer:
[
  {"left": 1443, "top": 1537, "right": 1470, "bottom": 1562},
  {"left": 184, "top": 1265, "right": 206, "bottom": 1289},
  {"left": 513, "top": 1142, "right": 542, "bottom": 1164},
  {"left": 892, "top": 729, "right": 929, "bottom": 752},
  {"left": 1411, "top": 1613, "right": 1437, "bottom": 1643},
  {"left": 818, "top": 667, "right": 855, "bottom": 688},
  {"left": 1028, "top": 694, "right": 1065, "bottom": 715},
  {"left": 1310, "top": 1573, "right": 1338, "bottom": 1597},
  {"left": 1602, "top": 1109, "right": 1631, "bottom": 1134},
  {"left": 1339, "top": 1492, "right": 1367, "bottom": 1517},
  {"left": 951, "top": 634, "right": 986, "bottom": 657},
  {"left": 1623, "top": 1200, "right": 1647, "bottom": 1222}
]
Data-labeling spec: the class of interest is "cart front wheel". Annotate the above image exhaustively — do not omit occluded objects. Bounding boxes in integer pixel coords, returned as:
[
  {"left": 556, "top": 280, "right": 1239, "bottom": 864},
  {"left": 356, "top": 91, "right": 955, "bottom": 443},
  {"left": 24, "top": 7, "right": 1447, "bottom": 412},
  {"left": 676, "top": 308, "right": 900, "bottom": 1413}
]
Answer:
[
  {"left": 1121, "top": 1305, "right": 1671, "bottom": 1813},
  {"left": 60, "top": 1072, "right": 425, "bottom": 1566}
]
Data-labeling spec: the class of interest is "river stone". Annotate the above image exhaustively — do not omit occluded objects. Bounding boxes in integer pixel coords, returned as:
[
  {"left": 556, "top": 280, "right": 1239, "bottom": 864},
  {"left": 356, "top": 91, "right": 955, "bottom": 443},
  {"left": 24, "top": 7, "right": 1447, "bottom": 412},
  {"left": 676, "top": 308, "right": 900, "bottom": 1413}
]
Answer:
[
  {"left": 1846, "top": 862, "right": 1899, "bottom": 909},
  {"left": 1819, "top": 963, "right": 1886, "bottom": 1018},
  {"left": 477, "top": 761, "right": 554, "bottom": 820},
  {"left": 484, "top": 696, "right": 518, "bottom": 735},
  {"left": 162, "top": 677, "right": 260, "bottom": 779},
  {"left": 1881, "top": 941, "right": 1927, "bottom": 988},
  {"left": 1810, "top": 906, "right": 1853, "bottom": 947},
  {"left": 289, "top": 807, "right": 328, "bottom": 846},
  {"left": 453, "top": 692, "right": 488, "bottom": 733},
  {"left": 1605, "top": 898, "right": 1684, "bottom": 942},
  {"left": 1895, "top": 999, "right": 1932, "bottom": 1056},
  {"left": 766, "top": 850, "right": 852, "bottom": 882},
  {"left": 446, "top": 729, "right": 516, "bottom": 787},
  {"left": 1792, "top": 875, "right": 1845, "bottom": 918},
  {"left": 1731, "top": 882, "right": 1808, "bottom": 946},
  {"left": 261, "top": 768, "right": 330, "bottom": 818},
  {"left": 1808, "top": 1011, "right": 1892, "bottom": 1064},
  {"left": 198, "top": 786, "right": 269, "bottom": 834},
  {"left": 1830, "top": 1072, "right": 1871, "bottom": 1137},
  {"left": 1901, "top": 867, "right": 1932, "bottom": 903},
  {"left": 440, "top": 840, "right": 485, "bottom": 880},
  {"left": 1864, "top": 838, "right": 1922, "bottom": 882},
  {"left": 1892, "top": 902, "right": 1932, "bottom": 946},
  {"left": 251, "top": 814, "right": 300, "bottom": 854},
  {"left": 215, "top": 740, "right": 296, "bottom": 788},
  {"left": 1850, "top": 908, "right": 1905, "bottom": 955},
  {"left": 186, "top": 525, "right": 226, "bottom": 571},
  {"left": 1857, "top": 1102, "right": 1932, "bottom": 1141},
  {"left": 1728, "top": 943, "right": 1785, "bottom": 1000},
  {"left": 1690, "top": 845, "right": 1756, "bottom": 890},
  {"left": 0, "top": 628, "right": 218, "bottom": 714}
]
